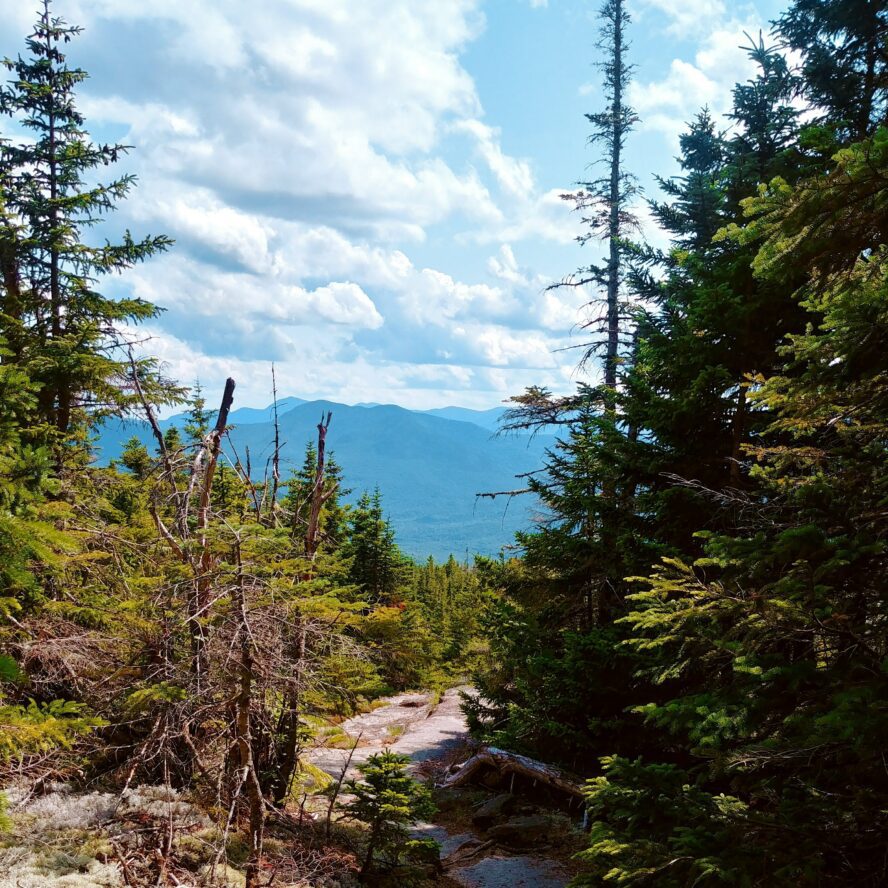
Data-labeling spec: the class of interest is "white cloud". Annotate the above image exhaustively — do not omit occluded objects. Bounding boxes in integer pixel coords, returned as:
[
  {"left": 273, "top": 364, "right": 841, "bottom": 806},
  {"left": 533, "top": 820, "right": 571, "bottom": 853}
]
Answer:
[
  {"left": 630, "top": 16, "right": 764, "bottom": 149},
  {"left": 469, "top": 326, "right": 556, "bottom": 368},
  {"left": 66, "top": 0, "right": 498, "bottom": 234},
  {"left": 487, "top": 187, "right": 577, "bottom": 244},
  {"left": 291, "top": 282, "right": 384, "bottom": 329},
  {"left": 455, "top": 119, "right": 535, "bottom": 198},
  {"left": 138, "top": 325, "right": 570, "bottom": 415},
  {"left": 0, "top": 0, "right": 598, "bottom": 408},
  {"left": 640, "top": 0, "right": 728, "bottom": 37}
]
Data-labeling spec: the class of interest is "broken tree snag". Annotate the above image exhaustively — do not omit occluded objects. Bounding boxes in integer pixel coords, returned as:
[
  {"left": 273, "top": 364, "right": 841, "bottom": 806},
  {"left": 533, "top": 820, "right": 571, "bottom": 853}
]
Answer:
[
  {"left": 443, "top": 746, "right": 585, "bottom": 802},
  {"left": 304, "top": 410, "right": 333, "bottom": 562},
  {"left": 197, "top": 377, "right": 236, "bottom": 538},
  {"left": 192, "top": 377, "right": 236, "bottom": 680},
  {"left": 269, "top": 364, "right": 282, "bottom": 514}
]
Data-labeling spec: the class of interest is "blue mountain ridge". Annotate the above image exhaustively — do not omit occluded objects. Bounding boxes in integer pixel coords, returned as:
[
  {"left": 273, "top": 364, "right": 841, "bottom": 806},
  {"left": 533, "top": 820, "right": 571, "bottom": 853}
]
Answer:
[{"left": 94, "top": 398, "right": 551, "bottom": 560}]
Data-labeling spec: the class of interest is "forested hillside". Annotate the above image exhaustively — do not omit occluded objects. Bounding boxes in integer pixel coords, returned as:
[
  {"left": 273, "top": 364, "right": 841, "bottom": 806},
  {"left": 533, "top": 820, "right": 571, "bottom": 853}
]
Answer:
[
  {"left": 1, "top": 0, "right": 887, "bottom": 886},
  {"left": 95, "top": 399, "right": 548, "bottom": 559}
]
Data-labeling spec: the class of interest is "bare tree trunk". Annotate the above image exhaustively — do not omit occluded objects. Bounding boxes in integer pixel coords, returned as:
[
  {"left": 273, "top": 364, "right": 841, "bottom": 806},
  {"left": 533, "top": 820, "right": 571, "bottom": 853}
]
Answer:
[
  {"left": 233, "top": 537, "right": 265, "bottom": 888},
  {"left": 191, "top": 378, "right": 235, "bottom": 683},
  {"left": 361, "top": 820, "right": 383, "bottom": 879},
  {"left": 443, "top": 746, "right": 585, "bottom": 801},
  {"left": 269, "top": 365, "right": 282, "bottom": 520},
  {"left": 305, "top": 411, "right": 333, "bottom": 561},
  {"left": 604, "top": 0, "right": 624, "bottom": 391},
  {"left": 270, "top": 616, "right": 306, "bottom": 806},
  {"left": 39, "top": 0, "right": 70, "bottom": 434},
  {"left": 271, "top": 412, "right": 333, "bottom": 804},
  {"left": 325, "top": 732, "right": 362, "bottom": 839}
]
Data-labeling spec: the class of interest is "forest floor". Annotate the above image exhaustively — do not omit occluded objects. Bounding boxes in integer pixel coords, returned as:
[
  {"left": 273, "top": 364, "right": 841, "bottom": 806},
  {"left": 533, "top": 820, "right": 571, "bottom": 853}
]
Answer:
[
  {"left": 0, "top": 689, "right": 580, "bottom": 887},
  {"left": 309, "top": 687, "right": 582, "bottom": 888}
]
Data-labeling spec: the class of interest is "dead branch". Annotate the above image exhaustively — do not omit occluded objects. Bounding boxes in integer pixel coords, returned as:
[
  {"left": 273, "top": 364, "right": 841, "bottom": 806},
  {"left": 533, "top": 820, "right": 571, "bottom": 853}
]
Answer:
[
  {"left": 475, "top": 489, "right": 532, "bottom": 500},
  {"left": 443, "top": 745, "right": 585, "bottom": 801}
]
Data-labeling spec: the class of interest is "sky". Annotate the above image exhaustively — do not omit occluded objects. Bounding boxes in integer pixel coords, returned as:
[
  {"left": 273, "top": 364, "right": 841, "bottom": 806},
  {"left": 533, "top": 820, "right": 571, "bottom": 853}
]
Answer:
[{"left": 0, "top": 0, "right": 788, "bottom": 411}]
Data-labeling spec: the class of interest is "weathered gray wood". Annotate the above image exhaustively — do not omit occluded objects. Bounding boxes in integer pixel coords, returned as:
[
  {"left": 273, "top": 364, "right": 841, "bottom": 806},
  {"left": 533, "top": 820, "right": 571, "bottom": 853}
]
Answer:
[{"left": 442, "top": 746, "right": 585, "bottom": 800}]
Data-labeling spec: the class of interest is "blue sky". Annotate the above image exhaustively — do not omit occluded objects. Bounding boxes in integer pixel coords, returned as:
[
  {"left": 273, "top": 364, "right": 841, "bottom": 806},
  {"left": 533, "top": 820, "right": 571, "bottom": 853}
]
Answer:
[{"left": 0, "top": 0, "right": 787, "bottom": 411}]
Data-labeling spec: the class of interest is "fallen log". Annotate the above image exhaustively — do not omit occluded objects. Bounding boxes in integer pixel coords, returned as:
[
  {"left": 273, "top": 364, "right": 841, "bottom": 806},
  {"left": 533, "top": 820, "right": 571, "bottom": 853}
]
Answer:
[{"left": 442, "top": 745, "right": 586, "bottom": 801}]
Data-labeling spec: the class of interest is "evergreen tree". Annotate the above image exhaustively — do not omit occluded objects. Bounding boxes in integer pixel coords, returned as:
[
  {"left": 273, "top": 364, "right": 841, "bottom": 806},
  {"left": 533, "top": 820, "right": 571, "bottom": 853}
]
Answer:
[
  {"left": 0, "top": 0, "right": 173, "bottom": 441},
  {"left": 776, "top": 0, "right": 888, "bottom": 140},
  {"left": 474, "top": 41, "right": 808, "bottom": 769},
  {"left": 625, "top": 37, "right": 804, "bottom": 544},
  {"left": 343, "top": 750, "right": 437, "bottom": 879},
  {"left": 575, "top": 88, "right": 888, "bottom": 888},
  {"left": 183, "top": 380, "right": 211, "bottom": 444},
  {"left": 345, "top": 489, "right": 405, "bottom": 605},
  {"left": 282, "top": 440, "right": 348, "bottom": 554}
]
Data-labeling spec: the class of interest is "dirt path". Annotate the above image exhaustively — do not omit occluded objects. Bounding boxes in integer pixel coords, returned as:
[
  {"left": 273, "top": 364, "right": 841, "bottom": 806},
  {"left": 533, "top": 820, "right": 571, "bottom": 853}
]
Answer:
[{"left": 309, "top": 689, "right": 573, "bottom": 888}]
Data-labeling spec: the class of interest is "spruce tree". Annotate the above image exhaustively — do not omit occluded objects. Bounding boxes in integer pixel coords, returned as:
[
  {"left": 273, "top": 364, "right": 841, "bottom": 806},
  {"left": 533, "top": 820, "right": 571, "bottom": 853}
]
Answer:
[
  {"left": 776, "top": 0, "right": 888, "bottom": 140},
  {"left": 345, "top": 489, "right": 405, "bottom": 605},
  {"left": 0, "top": 0, "right": 173, "bottom": 440},
  {"left": 183, "top": 381, "right": 212, "bottom": 444},
  {"left": 582, "top": 130, "right": 888, "bottom": 886},
  {"left": 474, "top": 41, "right": 804, "bottom": 767},
  {"left": 343, "top": 750, "right": 437, "bottom": 878},
  {"left": 282, "top": 441, "right": 348, "bottom": 554}
]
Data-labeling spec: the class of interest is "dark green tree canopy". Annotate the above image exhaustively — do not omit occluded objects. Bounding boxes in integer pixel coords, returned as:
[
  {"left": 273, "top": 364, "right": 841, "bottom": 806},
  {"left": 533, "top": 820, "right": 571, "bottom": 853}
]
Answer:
[{"left": 0, "top": 0, "right": 173, "bottom": 439}]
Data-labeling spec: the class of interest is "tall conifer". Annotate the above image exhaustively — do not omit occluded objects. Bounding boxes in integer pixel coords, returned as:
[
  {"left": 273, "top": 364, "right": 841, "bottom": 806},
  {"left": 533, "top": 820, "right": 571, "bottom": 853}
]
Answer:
[{"left": 0, "top": 0, "right": 172, "bottom": 439}]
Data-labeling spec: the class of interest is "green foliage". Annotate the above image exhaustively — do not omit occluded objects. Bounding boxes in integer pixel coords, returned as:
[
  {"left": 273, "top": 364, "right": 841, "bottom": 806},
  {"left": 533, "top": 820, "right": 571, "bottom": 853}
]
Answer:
[
  {"left": 2, "top": 3, "right": 886, "bottom": 886},
  {"left": 0, "top": 0, "right": 177, "bottom": 443},
  {"left": 345, "top": 489, "right": 409, "bottom": 604},
  {"left": 473, "top": 5, "right": 888, "bottom": 885},
  {"left": 343, "top": 750, "right": 437, "bottom": 878},
  {"left": 0, "top": 792, "right": 10, "bottom": 832},
  {"left": 124, "top": 682, "right": 188, "bottom": 714},
  {"left": 776, "top": 0, "right": 888, "bottom": 140},
  {"left": 573, "top": 756, "right": 785, "bottom": 887},
  {"left": 0, "top": 699, "right": 103, "bottom": 759},
  {"left": 282, "top": 440, "right": 349, "bottom": 553}
]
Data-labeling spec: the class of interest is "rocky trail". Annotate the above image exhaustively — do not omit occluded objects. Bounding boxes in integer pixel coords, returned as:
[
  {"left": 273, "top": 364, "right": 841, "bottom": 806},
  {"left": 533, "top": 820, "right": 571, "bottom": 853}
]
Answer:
[{"left": 309, "top": 688, "right": 579, "bottom": 888}]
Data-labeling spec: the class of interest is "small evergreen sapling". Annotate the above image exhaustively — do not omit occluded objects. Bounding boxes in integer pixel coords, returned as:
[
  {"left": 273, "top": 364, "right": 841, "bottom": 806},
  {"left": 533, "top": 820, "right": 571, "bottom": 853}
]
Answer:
[{"left": 342, "top": 750, "right": 438, "bottom": 879}]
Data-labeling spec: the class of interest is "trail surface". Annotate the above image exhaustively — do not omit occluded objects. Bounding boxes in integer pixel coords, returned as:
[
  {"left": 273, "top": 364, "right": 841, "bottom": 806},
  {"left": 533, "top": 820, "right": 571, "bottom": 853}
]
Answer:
[
  {"left": 309, "top": 688, "right": 572, "bottom": 888},
  {"left": 309, "top": 688, "right": 468, "bottom": 780}
]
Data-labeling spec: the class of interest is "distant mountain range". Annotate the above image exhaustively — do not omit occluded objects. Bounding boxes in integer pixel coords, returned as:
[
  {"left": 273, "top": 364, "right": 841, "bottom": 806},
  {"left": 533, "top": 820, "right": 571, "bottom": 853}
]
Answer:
[{"left": 94, "top": 398, "right": 551, "bottom": 560}]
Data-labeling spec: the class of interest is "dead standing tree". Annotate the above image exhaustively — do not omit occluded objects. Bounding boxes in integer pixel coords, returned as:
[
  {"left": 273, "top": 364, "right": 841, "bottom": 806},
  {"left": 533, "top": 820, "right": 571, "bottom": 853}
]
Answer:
[
  {"left": 231, "top": 534, "right": 265, "bottom": 887},
  {"left": 139, "top": 375, "right": 236, "bottom": 688},
  {"left": 270, "top": 411, "right": 336, "bottom": 806},
  {"left": 189, "top": 378, "right": 236, "bottom": 682},
  {"left": 560, "top": 0, "right": 638, "bottom": 387},
  {"left": 129, "top": 373, "right": 271, "bottom": 883},
  {"left": 305, "top": 411, "right": 334, "bottom": 562},
  {"left": 129, "top": 373, "right": 351, "bottom": 882}
]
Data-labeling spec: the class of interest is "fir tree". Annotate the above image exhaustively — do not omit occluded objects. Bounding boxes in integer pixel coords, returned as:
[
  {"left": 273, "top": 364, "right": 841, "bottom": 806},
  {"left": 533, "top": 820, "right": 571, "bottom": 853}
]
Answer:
[
  {"left": 345, "top": 489, "right": 406, "bottom": 605},
  {"left": 343, "top": 750, "right": 437, "bottom": 878},
  {"left": 575, "top": 90, "right": 888, "bottom": 888},
  {"left": 0, "top": 0, "right": 173, "bottom": 441},
  {"left": 776, "top": 0, "right": 888, "bottom": 140},
  {"left": 183, "top": 381, "right": 211, "bottom": 444}
]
